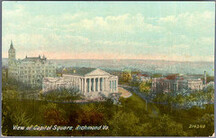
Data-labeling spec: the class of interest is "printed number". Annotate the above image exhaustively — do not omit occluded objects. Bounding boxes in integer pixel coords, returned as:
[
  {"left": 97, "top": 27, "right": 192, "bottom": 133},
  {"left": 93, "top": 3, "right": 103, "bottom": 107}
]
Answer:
[{"left": 189, "top": 124, "right": 205, "bottom": 129}]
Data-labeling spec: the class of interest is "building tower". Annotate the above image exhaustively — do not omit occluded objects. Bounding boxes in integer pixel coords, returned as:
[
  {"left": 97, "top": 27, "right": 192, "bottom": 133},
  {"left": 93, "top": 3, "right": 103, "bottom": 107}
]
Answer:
[
  {"left": 8, "top": 40, "right": 17, "bottom": 79},
  {"left": 8, "top": 40, "right": 16, "bottom": 66},
  {"left": 204, "top": 71, "right": 207, "bottom": 85}
]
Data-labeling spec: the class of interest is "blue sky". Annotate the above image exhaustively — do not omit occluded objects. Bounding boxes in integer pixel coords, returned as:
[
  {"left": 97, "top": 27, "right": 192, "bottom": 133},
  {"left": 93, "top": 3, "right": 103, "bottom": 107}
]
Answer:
[{"left": 2, "top": 1, "right": 215, "bottom": 61}]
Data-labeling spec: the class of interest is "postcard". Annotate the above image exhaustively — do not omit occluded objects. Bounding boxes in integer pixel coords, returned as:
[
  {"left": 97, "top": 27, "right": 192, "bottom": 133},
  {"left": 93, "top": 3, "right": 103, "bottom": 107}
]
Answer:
[{"left": 1, "top": 1, "right": 215, "bottom": 137}]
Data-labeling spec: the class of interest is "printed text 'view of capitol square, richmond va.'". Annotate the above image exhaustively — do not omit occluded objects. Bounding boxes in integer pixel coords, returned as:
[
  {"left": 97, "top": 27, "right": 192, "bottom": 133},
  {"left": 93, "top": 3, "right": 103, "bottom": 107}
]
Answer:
[{"left": 1, "top": 1, "right": 215, "bottom": 137}]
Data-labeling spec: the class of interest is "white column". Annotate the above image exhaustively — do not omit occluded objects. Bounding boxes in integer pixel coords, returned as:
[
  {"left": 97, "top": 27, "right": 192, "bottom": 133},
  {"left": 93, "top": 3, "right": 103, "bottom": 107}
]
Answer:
[
  {"left": 115, "top": 80, "right": 117, "bottom": 92},
  {"left": 103, "top": 78, "right": 105, "bottom": 91},
  {"left": 112, "top": 80, "right": 115, "bottom": 92},
  {"left": 110, "top": 80, "right": 112, "bottom": 92},
  {"left": 106, "top": 78, "right": 108, "bottom": 91},
  {"left": 79, "top": 78, "right": 81, "bottom": 91},
  {"left": 93, "top": 78, "right": 95, "bottom": 92},
  {"left": 89, "top": 78, "right": 91, "bottom": 92},
  {"left": 104, "top": 78, "right": 106, "bottom": 91},
  {"left": 79, "top": 78, "right": 82, "bottom": 92},
  {"left": 102, "top": 78, "right": 104, "bottom": 91},
  {"left": 82, "top": 78, "right": 84, "bottom": 93},
  {"left": 87, "top": 78, "right": 88, "bottom": 92},
  {"left": 113, "top": 80, "right": 115, "bottom": 92},
  {"left": 81, "top": 78, "right": 83, "bottom": 92},
  {"left": 88, "top": 78, "right": 89, "bottom": 92},
  {"left": 96, "top": 78, "right": 98, "bottom": 91},
  {"left": 98, "top": 77, "right": 101, "bottom": 92},
  {"left": 95, "top": 78, "right": 97, "bottom": 92},
  {"left": 84, "top": 78, "right": 86, "bottom": 93}
]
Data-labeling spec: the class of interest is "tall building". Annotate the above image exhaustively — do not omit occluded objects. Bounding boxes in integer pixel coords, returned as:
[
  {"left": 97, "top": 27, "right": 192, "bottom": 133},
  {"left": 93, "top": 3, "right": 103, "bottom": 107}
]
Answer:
[
  {"left": 8, "top": 41, "right": 56, "bottom": 87},
  {"left": 8, "top": 41, "right": 17, "bottom": 79}
]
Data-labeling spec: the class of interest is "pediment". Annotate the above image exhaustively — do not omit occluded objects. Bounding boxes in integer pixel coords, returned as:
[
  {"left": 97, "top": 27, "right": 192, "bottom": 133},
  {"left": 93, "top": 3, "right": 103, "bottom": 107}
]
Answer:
[{"left": 85, "top": 68, "right": 110, "bottom": 76}]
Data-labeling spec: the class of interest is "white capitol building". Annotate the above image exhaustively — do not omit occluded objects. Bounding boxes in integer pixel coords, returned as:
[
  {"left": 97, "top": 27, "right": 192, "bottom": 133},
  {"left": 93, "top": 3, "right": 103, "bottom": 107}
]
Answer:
[{"left": 43, "top": 68, "right": 119, "bottom": 98}]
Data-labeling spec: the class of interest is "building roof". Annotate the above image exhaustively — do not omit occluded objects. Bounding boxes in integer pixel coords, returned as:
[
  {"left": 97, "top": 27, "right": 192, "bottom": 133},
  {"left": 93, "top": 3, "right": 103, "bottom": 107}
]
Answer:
[
  {"left": 43, "top": 77, "right": 63, "bottom": 83},
  {"left": 9, "top": 40, "right": 15, "bottom": 51},
  {"left": 182, "top": 76, "right": 202, "bottom": 80},
  {"left": 137, "top": 73, "right": 149, "bottom": 77},
  {"left": 22, "top": 55, "right": 47, "bottom": 62},
  {"left": 64, "top": 67, "right": 97, "bottom": 76}
]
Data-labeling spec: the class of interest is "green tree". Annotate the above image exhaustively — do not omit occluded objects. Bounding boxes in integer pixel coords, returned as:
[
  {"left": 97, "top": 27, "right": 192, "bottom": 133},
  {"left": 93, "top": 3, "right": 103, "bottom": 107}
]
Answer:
[
  {"left": 139, "top": 82, "right": 151, "bottom": 93},
  {"left": 120, "top": 71, "right": 132, "bottom": 84},
  {"left": 108, "top": 111, "right": 142, "bottom": 136},
  {"left": 130, "top": 77, "right": 140, "bottom": 87},
  {"left": 42, "top": 88, "right": 81, "bottom": 102},
  {"left": 40, "top": 103, "right": 68, "bottom": 125},
  {"left": 152, "top": 73, "right": 163, "bottom": 78},
  {"left": 10, "top": 107, "right": 32, "bottom": 126},
  {"left": 146, "top": 115, "right": 187, "bottom": 136},
  {"left": 175, "top": 94, "right": 186, "bottom": 107}
]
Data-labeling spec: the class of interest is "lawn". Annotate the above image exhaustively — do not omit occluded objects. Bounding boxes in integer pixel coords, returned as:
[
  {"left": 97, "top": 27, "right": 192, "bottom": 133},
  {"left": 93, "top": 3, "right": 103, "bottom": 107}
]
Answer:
[{"left": 119, "top": 91, "right": 159, "bottom": 118}]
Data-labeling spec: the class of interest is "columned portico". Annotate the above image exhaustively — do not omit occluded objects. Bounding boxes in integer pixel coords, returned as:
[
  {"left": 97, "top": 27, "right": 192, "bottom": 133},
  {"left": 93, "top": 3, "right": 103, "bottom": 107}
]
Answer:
[
  {"left": 75, "top": 76, "right": 116, "bottom": 93},
  {"left": 44, "top": 68, "right": 119, "bottom": 98}
]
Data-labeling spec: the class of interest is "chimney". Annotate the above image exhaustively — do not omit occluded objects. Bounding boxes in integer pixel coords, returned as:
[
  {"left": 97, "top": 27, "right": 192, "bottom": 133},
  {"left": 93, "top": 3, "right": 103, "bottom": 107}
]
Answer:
[{"left": 204, "top": 71, "right": 207, "bottom": 85}]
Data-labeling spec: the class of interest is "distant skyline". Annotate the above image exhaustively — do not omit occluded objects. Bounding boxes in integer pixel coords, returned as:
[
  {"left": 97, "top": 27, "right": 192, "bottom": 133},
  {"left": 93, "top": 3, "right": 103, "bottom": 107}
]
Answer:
[{"left": 2, "top": 2, "right": 215, "bottom": 62}]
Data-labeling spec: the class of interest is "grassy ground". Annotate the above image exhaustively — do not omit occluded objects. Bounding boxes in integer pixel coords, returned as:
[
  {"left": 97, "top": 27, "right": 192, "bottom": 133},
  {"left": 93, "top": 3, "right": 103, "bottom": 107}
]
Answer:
[{"left": 119, "top": 91, "right": 159, "bottom": 117}]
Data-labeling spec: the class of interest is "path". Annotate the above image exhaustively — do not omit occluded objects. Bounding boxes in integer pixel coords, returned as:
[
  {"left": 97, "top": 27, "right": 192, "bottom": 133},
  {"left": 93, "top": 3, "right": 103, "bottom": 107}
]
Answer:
[{"left": 118, "top": 86, "right": 132, "bottom": 98}]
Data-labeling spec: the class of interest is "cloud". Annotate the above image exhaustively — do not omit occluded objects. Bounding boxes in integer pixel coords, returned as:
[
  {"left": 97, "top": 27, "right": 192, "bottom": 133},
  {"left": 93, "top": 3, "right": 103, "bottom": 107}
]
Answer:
[
  {"left": 3, "top": 4, "right": 25, "bottom": 17},
  {"left": 158, "top": 11, "right": 214, "bottom": 36},
  {"left": 2, "top": 3, "right": 214, "bottom": 62}
]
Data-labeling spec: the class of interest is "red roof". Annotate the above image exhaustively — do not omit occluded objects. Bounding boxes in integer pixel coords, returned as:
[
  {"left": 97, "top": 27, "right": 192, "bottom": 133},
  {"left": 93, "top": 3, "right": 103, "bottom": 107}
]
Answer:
[{"left": 137, "top": 73, "right": 149, "bottom": 77}]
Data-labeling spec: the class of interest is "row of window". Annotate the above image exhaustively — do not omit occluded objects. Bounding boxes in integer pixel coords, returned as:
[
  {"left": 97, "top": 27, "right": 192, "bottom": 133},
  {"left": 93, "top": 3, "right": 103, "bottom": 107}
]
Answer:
[
  {"left": 19, "top": 66, "right": 55, "bottom": 69},
  {"left": 22, "top": 80, "right": 41, "bottom": 84},
  {"left": 19, "top": 70, "right": 55, "bottom": 74},
  {"left": 19, "top": 74, "right": 54, "bottom": 79}
]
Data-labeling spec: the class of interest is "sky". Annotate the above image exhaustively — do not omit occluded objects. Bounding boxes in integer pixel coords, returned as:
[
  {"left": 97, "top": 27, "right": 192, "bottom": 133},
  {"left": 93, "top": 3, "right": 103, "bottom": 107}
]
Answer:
[{"left": 2, "top": 1, "right": 215, "bottom": 61}]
